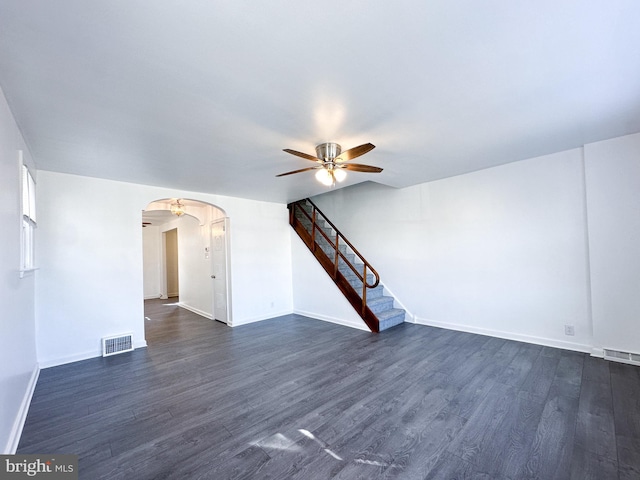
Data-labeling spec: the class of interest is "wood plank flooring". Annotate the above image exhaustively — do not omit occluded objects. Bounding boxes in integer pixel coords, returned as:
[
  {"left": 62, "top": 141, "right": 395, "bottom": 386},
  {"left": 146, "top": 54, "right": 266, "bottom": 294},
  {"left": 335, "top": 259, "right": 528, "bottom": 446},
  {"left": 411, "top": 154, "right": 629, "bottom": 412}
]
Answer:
[{"left": 18, "top": 299, "right": 640, "bottom": 479}]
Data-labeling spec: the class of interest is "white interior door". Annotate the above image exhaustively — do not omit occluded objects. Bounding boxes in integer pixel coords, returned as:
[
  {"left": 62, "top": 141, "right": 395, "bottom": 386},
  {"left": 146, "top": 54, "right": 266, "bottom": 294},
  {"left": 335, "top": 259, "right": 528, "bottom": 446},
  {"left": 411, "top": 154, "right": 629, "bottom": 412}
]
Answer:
[{"left": 210, "top": 218, "right": 229, "bottom": 323}]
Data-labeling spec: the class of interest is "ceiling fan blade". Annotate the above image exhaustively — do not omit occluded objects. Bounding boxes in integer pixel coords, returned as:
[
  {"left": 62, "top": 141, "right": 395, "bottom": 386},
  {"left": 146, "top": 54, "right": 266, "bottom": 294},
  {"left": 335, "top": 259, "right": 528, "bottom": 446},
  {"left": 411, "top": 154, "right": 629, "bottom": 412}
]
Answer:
[
  {"left": 335, "top": 143, "right": 375, "bottom": 162},
  {"left": 343, "top": 163, "right": 383, "bottom": 173},
  {"left": 275, "top": 166, "right": 321, "bottom": 177},
  {"left": 283, "top": 149, "right": 321, "bottom": 162}
]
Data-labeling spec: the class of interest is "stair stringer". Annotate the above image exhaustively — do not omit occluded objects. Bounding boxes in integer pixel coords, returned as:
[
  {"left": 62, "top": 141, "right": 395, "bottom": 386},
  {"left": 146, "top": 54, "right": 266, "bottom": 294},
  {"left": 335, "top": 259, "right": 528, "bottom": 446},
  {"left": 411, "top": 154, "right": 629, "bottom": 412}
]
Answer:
[
  {"left": 293, "top": 220, "right": 381, "bottom": 331},
  {"left": 290, "top": 229, "right": 370, "bottom": 331}
]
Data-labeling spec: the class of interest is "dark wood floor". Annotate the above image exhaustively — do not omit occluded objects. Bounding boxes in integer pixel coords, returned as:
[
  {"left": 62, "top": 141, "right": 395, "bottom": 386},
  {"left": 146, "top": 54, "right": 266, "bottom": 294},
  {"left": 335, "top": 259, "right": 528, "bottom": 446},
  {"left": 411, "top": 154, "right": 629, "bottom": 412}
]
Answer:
[{"left": 18, "top": 299, "right": 640, "bottom": 479}]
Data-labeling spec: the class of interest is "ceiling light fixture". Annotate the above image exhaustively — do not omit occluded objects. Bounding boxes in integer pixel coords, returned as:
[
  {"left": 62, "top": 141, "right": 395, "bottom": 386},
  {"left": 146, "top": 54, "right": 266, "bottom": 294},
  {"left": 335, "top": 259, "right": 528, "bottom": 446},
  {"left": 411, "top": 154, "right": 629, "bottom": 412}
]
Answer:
[
  {"left": 315, "top": 165, "right": 346, "bottom": 186},
  {"left": 333, "top": 167, "right": 347, "bottom": 182},
  {"left": 315, "top": 168, "right": 333, "bottom": 186},
  {"left": 170, "top": 199, "right": 186, "bottom": 216},
  {"left": 277, "top": 142, "right": 382, "bottom": 186}
]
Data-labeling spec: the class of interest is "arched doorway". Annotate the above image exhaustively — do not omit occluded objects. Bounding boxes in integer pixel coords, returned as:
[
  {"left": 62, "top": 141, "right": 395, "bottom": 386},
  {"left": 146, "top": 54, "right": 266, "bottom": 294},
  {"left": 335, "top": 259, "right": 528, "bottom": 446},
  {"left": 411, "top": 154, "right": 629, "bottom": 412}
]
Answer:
[{"left": 142, "top": 198, "right": 232, "bottom": 326}]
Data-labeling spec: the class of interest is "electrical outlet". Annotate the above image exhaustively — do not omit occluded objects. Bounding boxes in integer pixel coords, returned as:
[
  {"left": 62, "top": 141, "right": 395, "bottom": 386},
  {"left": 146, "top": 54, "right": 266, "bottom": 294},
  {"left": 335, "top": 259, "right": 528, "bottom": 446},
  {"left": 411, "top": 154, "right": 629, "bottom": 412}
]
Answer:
[{"left": 564, "top": 325, "right": 575, "bottom": 336}]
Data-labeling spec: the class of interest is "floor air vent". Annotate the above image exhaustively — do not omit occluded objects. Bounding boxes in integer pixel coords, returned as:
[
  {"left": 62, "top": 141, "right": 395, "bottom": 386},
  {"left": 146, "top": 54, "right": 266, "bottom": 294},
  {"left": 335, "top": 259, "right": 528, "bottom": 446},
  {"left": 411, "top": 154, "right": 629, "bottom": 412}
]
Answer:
[
  {"left": 102, "top": 333, "right": 134, "bottom": 357},
  {"left": 604, "top": 349, "right": 640, "bottom": 366}
]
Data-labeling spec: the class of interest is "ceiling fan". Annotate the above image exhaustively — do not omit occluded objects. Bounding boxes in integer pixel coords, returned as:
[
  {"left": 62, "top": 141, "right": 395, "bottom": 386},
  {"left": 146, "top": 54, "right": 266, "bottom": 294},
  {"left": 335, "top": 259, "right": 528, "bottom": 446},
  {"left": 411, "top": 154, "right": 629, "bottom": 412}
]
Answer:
[{"left": 276, "top": 142, "right": 382, "bottom": 186}]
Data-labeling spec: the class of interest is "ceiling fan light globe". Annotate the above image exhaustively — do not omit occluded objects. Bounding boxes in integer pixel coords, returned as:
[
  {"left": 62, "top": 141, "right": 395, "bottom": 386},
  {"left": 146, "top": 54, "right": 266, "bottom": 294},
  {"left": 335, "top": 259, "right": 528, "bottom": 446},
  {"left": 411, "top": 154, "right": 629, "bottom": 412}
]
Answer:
[
  {"left": 333, "top": 168, "right": 347, "bottom": 182},
  {"left": 315, "top": 168, "right": 333, "bottom": 186}
]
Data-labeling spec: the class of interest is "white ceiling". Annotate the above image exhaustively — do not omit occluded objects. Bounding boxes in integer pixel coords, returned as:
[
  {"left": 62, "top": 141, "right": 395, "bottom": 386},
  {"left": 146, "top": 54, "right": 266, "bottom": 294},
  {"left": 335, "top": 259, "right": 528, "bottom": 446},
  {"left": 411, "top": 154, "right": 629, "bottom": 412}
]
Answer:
[{"left": 1, "top": 1, "right": 639, "bottom": 204}]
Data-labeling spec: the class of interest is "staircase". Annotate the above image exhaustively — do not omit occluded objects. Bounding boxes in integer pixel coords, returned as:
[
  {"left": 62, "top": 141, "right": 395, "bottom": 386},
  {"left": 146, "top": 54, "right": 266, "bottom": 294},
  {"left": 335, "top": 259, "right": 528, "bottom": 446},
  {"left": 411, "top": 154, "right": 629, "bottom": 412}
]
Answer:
[{"left": 289, "top": 199, "right": 405, "bottom": 332}]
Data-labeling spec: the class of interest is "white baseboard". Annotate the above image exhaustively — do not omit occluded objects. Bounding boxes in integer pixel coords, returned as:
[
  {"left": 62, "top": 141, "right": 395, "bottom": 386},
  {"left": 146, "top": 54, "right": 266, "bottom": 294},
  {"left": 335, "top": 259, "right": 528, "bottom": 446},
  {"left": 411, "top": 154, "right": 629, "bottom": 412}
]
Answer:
[
  {"left": 591, "top": 347, "right": 605, "bottom": 358},
  {"left": 39, "top": 349, "right": 100, "bottom": 369},
  {"left": 178, "top": 302, "right": 213, "bottom": 320},
  {"left": 5, "top": 365, "right": 40, "bottom": 454},
  {"left": 38, "top": 340, "right": 148, "bottom": 369},
  {"left": 234, "top": 308, "right": 384, "bottom": 332},
  {"left": 230, "top": 309, "right": 292, "bottom": 327},
  {"left": 144, "top": 294, "right": 162, "bottom": 300},
  {"left": 415, "top": 316, "right": 593, "bottom": 354},
  {"left": 293, "top": 309, "right": 369, "bottom": 331},
  {"left": 230, "top": 309, "right": 294, "bottom": 327}
]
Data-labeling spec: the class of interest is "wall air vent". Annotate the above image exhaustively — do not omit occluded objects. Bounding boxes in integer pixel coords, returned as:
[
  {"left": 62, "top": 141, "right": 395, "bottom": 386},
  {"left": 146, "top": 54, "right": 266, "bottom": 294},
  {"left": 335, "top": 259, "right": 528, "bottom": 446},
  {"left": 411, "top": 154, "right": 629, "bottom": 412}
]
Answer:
[
  {"left": 102, "top": 333, "right": 134, "bottom": 357},
  {"left": 603, "top": 349, "right": 640, "bottom": 366}
]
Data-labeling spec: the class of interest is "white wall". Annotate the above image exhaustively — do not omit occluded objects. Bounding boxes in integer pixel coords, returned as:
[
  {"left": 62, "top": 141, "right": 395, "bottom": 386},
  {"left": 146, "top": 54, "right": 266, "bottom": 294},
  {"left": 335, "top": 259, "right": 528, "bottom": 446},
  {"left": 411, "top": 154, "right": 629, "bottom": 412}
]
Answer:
[
  {"left": 229, "top": 200, "right": 295, "bottom": 325},
  {"left": 0, "top": 86, "right": 38, "bottom": 453},
  {"left": 310, "top": 148, "right": 593, "bottom": 352},
  {"left": 291, "top": 230, "right": 367, "bottom": 330},
  {"left": 36, "top": 171, "right": 294, "bottom": 367},
  {"left": 35, "top": 174, "right": 148, "bottom": 367},
  {"left": 585, "top": 132, "right": 640, "bottom": 355},
  {"left": 175, "top": 216, "right": 206, "bottom": 314},
  {"left": 170, "top": 215, "right": 212, "bottom": 318}
]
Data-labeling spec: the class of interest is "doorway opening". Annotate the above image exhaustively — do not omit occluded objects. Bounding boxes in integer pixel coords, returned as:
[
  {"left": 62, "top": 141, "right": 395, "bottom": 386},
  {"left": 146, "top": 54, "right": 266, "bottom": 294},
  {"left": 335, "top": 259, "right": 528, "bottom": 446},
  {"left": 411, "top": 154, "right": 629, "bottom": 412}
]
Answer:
[
  {"left": 163, "top": 228, "right": 179, "bottom": 299},
  {"left": 142, "top": 199, "right": 232, "bottom": 336}
]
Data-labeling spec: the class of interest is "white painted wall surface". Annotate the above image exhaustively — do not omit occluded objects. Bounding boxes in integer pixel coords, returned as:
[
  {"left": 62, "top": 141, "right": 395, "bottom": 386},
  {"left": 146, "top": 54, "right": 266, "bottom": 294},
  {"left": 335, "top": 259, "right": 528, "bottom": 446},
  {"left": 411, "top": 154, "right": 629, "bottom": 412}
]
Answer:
[
  {"left": 173, "top": 215, "right": 213, "bottom": 318},
  {"left": 35, "top": 175, "right": 148, "bottom": 367},
  {"left": 0, "top": 86, "right": 38, "bottom": 453},
  {"left": 36, "top": 171, "right": 294, "bottom": 366},
  {"left": 584, "top": 132, "right": 640, "bottom": 355},
  {"left": 291, "top": 231, "right": 367, "bottom": 330},
  {"left": 229, "top": 200, "right": 295, "bottom": 325},
  {"left": 311, "top": 148, "right": 593, "bottom": 352}
]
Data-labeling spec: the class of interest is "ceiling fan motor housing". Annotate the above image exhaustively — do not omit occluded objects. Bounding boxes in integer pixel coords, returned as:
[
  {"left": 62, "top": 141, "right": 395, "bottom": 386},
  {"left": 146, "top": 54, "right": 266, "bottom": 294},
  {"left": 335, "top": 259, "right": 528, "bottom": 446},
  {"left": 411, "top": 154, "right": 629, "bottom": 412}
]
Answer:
[{"left": 316, "top": 142, "right": 341, "bottom": 161}]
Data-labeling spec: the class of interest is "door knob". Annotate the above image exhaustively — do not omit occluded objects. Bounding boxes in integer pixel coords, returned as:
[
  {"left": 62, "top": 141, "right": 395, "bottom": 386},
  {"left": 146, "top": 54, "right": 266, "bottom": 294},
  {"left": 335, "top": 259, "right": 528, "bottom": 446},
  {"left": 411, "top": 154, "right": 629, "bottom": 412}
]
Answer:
[{"left": 211, "top": 275, "right": 216, "bottom": 279}]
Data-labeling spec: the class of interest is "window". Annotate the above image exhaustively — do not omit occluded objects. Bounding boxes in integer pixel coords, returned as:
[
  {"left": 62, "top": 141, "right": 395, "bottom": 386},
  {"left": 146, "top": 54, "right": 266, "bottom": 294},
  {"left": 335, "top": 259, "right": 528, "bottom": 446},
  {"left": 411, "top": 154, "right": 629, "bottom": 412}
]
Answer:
[{"left": 21, "top": 157, "right": 37, "bottom": 273}]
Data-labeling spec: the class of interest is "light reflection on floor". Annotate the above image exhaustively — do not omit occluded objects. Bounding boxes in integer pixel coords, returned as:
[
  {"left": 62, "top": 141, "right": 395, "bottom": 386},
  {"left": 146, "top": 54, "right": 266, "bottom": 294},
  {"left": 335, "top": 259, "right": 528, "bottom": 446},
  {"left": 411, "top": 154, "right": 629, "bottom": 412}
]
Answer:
[{"left": 251, "top": 429, "right": 345, "bottom": 462}]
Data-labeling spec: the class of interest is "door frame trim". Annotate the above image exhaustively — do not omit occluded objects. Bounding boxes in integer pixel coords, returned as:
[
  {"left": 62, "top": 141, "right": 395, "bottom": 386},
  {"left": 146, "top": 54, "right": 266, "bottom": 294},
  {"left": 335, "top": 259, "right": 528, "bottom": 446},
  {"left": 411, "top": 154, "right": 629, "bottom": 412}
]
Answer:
[{"left": 211, "top": 217, "right": 233, "bottom": 326}]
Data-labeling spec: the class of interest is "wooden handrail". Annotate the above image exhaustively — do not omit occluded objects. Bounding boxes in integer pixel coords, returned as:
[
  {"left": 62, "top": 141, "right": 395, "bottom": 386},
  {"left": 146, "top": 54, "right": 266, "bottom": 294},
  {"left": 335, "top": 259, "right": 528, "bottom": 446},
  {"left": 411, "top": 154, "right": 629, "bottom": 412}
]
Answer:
[
  {"left": 293, "top": 201, "right": 380, "bottom": 287},
  {"left": 291, "top": 199, "right": 380, "bottom": 318}
]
